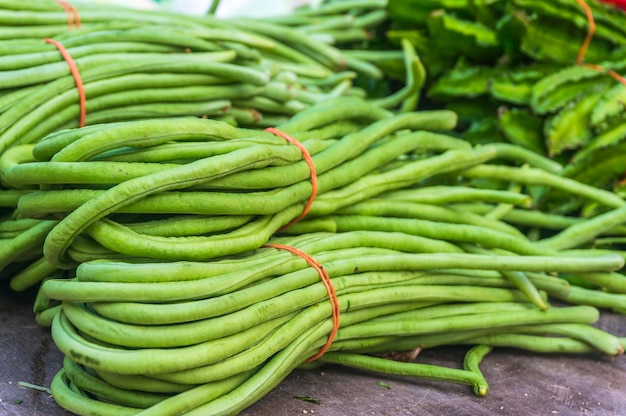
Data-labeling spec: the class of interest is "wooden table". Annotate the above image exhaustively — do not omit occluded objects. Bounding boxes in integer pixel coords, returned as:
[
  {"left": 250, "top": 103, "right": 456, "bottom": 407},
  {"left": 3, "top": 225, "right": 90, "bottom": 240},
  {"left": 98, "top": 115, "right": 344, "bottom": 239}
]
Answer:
[{"left": 1, "top": 283, "right": 624, "bottom": 416}]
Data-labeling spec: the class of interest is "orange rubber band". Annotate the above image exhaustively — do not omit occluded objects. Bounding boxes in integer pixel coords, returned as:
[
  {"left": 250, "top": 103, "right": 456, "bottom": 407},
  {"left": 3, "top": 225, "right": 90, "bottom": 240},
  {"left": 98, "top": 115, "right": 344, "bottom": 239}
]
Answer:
[
  {"left": 45, "top": 38, "right": 86, "bottom": 128},
  {"left": 578, "top": 62, "right": 605, "bottom": 72},
  {"left": 607, "top": 69, "right": 626, "bottom": 86},
  {"left": 575, "top": 0, "right": 595, "bottom": 65},
  {"left": 265, "top": 127, "right": 318, "bottom": 229},
  {"left": 263, "top": 243, "right": 340, "bottom": 361},
  {"left": 574, "top": 0, "right": 626, "bottom": 86},
  {"left": 56, "top": 0, "right": 81, "bottom": 30}
]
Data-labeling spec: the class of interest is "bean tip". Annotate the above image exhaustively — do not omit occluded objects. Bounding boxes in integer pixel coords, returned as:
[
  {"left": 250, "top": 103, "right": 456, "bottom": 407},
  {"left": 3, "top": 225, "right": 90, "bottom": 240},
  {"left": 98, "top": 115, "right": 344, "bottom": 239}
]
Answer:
[{"left": 474, "top": 384, "right": 489, "bottom": 396}]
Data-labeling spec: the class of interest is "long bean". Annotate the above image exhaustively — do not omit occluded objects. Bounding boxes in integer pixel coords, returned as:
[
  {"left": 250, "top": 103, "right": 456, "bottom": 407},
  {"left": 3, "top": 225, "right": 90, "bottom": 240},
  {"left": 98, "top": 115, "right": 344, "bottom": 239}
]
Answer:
[
  {"left": 9, "top": 256, "right": 57, "bottom": 291},
  {"left": 0, "top": 189, "right": 32, "bottom": 207},
  {"left": 133, "top": 370, "right": 257, "bottom": 416},
  {"left": 42, "top": 248, "right": 623, "bottom": 303},
  {"left": 506, "top": 323, "right": 624, "bottom": 356},
  {"left": 93, "top": 371, "right": 192, "bottom": 394},
  {"left": 460, "top": 244, "right": 549, "bottom": 310},
  {"left": 78, "top": 230, "right": 463, "bottom": 283},
  {"left": 176, "top": 324, "right": 327, "bottom": 416},
  {"left": 460, "top": 164, "right": 625, "bottom": 209},
  {"left": 455, "top": 204, "right": 584, "bottom": 230},
  {"left": 51, "top": 311, "right": 295, "bottom": 376},
  {"left": 0, "top": 217, "right": 43, "bottom": 238},
  {"left": 336, "top": 305, "right": 600, "bottom": 340},
  {"left": 50, "top": 370, "right": 138, "bottom": 416},
  {"left": 459, "top": 333, "right": 619, "bottom": 354},
  {"left": 566, "top": 271, "right": 626, "bottom": 293},
  {"left": 334, "top": 199, "right": 525, "bottom": 236},
  {"left": 0, "top": 51, "right": 250, "bottom": 90},
  {"left": 540, "top": 204, "right": 626, "bottom": 250},
  {"left": 62, "top": 357, "right": 167, "bottom": 408},
  {"left": 85, "top": 208, "right": 301, "bottom": 261},
  {"left": 319, "top": 351, "right": 489, "bottom": 395},
  {"left": 0, "top": 219, "right": 57, "bottom": 272},
  {"left": 379, "top": 186, "right": 532, "bottom": 207},
  {"left": 0, "top": 11, "right": 394, "bottom": 157},
  {"left": 5, "top": 161, "right": 180, "bottom": 187},
  {"left": 309, "top": 145, "right": 498, "bottom": 216},
  {"left": 296, "top": 215, "right": 546, "bottom": 255},
  {"left": 0, "top": 41, "right": 179, "bottom": 71},
  {"left": 463, "top": 345, "right": 492, "bottom": 396}
]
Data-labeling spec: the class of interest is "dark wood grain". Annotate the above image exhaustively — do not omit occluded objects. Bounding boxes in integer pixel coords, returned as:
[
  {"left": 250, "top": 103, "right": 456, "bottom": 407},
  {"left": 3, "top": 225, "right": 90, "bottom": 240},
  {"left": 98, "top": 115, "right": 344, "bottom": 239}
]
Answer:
[{"left": 1, "top": 283, "right": 624, "bottom": 416}]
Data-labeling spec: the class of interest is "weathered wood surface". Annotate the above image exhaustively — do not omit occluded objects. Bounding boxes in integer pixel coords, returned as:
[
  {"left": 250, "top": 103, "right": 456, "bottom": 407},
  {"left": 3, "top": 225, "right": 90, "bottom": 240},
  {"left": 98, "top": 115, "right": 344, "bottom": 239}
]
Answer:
[{"left": 1, "top": 284, "right": 624, "bottom": 416}]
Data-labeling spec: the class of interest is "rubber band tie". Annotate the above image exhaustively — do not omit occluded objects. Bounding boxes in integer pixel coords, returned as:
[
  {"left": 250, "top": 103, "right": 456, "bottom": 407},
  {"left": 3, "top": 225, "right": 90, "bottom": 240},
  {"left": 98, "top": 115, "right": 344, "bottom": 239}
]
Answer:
[
  {"left": 265, "top": 127, "right": 318, "bottom": 230},
  {"left": 55, "top": 0, "right": 81, "bottom": 30},
  {"left": 575, "top": 0, "right": 626, "bottom": 86},
  {"left": 262, "top": 243, "right": 340, "bottom": 361},
  {"left": 44, "top": 38, "right": 87, "bottom": 128}
]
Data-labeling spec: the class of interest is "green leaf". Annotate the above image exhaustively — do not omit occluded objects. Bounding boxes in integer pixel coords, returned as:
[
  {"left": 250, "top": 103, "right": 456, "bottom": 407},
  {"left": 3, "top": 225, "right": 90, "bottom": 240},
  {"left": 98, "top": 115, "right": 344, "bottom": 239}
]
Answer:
[
  {"left": 573, "top": 117, "right": 626, "bottom": 159},
  {"left": 488, "top": 62, "right": 563, "bottom": 105},
  {"left": 427, "top": 10, "right": 503, "bottom": 62},
  {"left": 470, "top": 0, "right": 507, "bottom": 28},
  {"left": 563, "top": 124, "right": 626, "bottom": 188},
  {"left": 428, "top": 59, "right": 497, "bottom": 100},
  {"left": 544, "top": 86, "right": 608, "bottom": 157},
  {"left": 446, "top": 96, "right": 499, "bottom": 126},
  {"left": 590, "top": 83, "right": 626, "bottom": 134},
  {"left": 495, "top": 9, "right": 527, "bottom": 61},
  {"left": 462, "top": 116, "right": 505, "bottom": 146},
  {"left": 512, "top": 0, "right": 626, "bottom": 45},
  {"left": 489, "top": 78, "right": 533, "bottom": 105},
  {"left": 530, "top": 65, "right": 612, "bottom": 114},
  {"left": 520, "top": 16, "right": 613, "bottom": 65},
  {"left": 498, "top": 107, "right": 545, "bottom": 154}
]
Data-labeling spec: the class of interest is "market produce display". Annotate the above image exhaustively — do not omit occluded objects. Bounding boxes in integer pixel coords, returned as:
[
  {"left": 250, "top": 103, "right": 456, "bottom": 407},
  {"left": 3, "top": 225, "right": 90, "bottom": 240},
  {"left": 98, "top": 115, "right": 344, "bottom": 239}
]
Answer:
[{"left": 0, "top": 0, "right": 625, "bottom": 415}]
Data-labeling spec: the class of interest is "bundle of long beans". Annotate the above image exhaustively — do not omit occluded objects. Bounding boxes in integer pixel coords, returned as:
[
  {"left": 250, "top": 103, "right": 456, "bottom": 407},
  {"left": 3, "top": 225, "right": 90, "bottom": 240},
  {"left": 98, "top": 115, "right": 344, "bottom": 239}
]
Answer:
[
  {"left": 0, "top": 0, "right": 423, "bottom": 284},
  {"left": 44, "top": 231, "right": 623, "bottom": 415}
]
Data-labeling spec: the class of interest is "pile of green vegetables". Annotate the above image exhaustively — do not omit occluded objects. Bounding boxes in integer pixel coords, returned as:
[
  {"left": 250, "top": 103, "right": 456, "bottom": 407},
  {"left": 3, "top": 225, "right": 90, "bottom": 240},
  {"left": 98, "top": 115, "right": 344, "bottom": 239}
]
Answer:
[
  {"left": 13, "top": 99, "right": 626, "bottom": 415},
  {"left": 0, "top": 1, "right": 625, "bottom": 415},
  {"left": 384, "top": 0, "right": 626, "bottom": 199}
]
